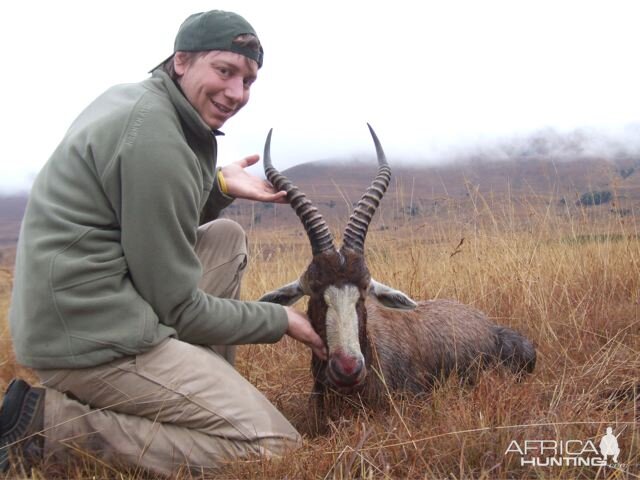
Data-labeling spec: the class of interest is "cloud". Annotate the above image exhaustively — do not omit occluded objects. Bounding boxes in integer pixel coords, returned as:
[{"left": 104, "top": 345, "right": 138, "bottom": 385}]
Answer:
[{"left": 2, "top": 0, "right": 640, "bottom": 191}]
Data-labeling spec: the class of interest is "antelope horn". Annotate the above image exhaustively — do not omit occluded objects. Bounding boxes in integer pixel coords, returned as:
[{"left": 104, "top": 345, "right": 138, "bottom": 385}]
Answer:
[
  {"left": 342, "top": 124, "right": 391, "bottom": 254},
  {"left": 263, "top": 129, "right": 336, "bottom": 256}
]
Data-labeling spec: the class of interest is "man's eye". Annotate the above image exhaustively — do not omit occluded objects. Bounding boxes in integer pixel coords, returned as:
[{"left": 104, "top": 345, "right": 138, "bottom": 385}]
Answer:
[{"left": 217, "top": 67, "right": 230, "bottom": 77}]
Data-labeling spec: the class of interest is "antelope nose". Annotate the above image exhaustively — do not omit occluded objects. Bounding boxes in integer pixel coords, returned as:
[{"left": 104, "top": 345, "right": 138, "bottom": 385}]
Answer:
[{"left": 329, "top": 352, "right": 365, "bottom": 384}]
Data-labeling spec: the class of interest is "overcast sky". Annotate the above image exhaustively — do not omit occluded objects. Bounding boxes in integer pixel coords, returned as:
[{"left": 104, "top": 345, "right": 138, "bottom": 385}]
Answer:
[{"left": 1, "top": 0, "right": 639, "bottom": 192}]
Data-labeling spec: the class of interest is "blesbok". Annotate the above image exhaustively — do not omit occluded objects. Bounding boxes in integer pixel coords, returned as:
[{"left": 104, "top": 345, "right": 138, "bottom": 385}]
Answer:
[{"left": 260, "top": 125, "right": 536, "bottom": 405}]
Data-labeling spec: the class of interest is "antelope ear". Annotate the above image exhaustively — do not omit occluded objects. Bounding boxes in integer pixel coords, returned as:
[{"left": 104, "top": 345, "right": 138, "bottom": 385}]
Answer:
[
  {"left": 259, "top": 280, "right": 306, "bottom": 306},
  {"left": 369, "top": 279, "right": 417, "bottom": 310}
]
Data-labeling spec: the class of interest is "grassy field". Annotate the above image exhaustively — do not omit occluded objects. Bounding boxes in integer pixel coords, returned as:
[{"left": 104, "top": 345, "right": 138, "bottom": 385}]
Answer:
[{"left": 1, "top": 189, "right": 639, "bottom": 478}]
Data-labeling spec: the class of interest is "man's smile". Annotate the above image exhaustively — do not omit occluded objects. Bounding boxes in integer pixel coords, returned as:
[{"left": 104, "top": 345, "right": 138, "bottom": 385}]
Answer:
[{"left": 211, "top": 99, "right": 234, "bottom": 115}]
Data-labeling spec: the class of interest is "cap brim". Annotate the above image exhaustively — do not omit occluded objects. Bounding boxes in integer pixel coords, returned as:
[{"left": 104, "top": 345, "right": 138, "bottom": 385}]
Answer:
[{"left": 148, "top": 53, "right": 174, "bottom": 74}]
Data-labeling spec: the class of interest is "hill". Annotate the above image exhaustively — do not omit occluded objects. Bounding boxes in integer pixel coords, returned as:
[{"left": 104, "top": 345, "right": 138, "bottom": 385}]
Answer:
[
  {"left": 1, "top": 152, "right": 639, "bottom": 266},
  {"left": 0, "top": 156, "right": 640, "bottom": 249},
  {"left": 224, "top": 154, "right": 640, "bottom": 233},
  {"left": 0, "top": 195, "right": 27, "bottom": 266}
]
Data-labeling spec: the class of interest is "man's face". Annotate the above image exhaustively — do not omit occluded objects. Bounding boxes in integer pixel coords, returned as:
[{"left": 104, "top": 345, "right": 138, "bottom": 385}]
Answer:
[{"left": 175, "top": 50, "right": 258, "bottom": 130}]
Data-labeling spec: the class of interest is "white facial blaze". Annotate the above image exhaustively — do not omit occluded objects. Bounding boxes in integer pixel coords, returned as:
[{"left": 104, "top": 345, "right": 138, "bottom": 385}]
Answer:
[{"left": 324, "top": 284, "right": 362, "bottom": 356}]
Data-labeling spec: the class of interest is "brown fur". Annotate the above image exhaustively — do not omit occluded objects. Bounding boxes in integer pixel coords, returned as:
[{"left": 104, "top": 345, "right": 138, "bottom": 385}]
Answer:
[
  {"left": 259, "top": 130, "right": 536, "bottom": 416},
  {"left": 362, "top": 300, "right": 534, "bottom": 401},
  {"left": 300, "top": 249, "right": 536, "bottom": 406}
]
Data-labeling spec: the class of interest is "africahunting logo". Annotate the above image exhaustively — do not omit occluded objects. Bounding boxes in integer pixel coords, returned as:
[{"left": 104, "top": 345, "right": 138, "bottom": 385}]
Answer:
[{"left": 505, "top": 426, "right": 626, "bottom": 468}]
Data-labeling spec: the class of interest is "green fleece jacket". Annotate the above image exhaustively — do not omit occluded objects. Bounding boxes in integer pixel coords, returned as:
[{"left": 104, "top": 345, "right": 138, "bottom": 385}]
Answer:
[{"left": 9, "top": 70, "right": 288, "bottom": 369}]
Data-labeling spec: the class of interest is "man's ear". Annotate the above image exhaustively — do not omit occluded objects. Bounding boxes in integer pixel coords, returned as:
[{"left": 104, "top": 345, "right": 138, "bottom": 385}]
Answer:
[
  {"left": 259, "top": 280, "right": 305, "bottom": 306},
  {"left": 369, "top": 279, "right": 417, "bottom": 310},
  {"left": 173, "top": 52, "right": 189, "bottom": 76}
]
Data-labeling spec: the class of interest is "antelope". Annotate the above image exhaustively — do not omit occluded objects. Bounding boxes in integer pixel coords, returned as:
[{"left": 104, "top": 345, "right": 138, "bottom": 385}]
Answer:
[{"left": 260, "top": 125, "right": 536, "bottom": 405}]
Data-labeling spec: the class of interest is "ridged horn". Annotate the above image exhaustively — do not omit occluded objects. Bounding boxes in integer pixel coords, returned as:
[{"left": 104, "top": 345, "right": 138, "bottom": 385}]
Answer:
[
  {"left": 263, "top": 129, "right": 335, "bottom": 256},
  {"left": 341, "top": 124, "right": 391, "bottom": 254}
]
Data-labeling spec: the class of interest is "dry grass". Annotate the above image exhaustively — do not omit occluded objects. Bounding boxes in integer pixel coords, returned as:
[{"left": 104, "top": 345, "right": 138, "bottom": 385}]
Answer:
[{"left": 1, "top": 192, "right": 639, "bottom": 479}]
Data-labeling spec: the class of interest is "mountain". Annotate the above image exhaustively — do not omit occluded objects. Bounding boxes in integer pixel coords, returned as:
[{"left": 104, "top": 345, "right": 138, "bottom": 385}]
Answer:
[
  {"left": 224, "top": 153, "right": 640, "bottom": 231},
  {"left": 1, "top": 136, "right": 639, "bottom": 262},
  {"left": 0, "top": 195, "right": 27, "bottom": 243}
]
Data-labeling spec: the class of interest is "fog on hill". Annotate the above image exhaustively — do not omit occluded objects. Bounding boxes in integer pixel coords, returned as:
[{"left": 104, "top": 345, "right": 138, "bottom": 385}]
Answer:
[{"left": 2, "top": 125, "right": 639, "bottom": 240}]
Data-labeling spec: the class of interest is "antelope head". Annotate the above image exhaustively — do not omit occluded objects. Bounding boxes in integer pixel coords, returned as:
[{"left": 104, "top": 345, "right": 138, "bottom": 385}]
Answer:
[{"left": 260, "top": 125, "right": 417, "bottom": 390}]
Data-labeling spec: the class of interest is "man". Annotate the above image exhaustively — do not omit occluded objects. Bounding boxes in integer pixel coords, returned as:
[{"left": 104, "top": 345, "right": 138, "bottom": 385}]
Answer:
[{"left": 0, "top": 10, "right": 325, "bottom": 475}]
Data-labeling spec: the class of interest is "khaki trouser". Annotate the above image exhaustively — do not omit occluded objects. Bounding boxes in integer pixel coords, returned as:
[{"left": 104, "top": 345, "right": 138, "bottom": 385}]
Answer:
[{"left": 36, "top": 219, "right": 301, "bottom": 475}]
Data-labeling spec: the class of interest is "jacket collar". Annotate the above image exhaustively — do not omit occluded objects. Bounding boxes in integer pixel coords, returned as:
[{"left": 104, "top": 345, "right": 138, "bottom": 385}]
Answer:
[{"left": 151, "top": 69, "right": 225, "bottom": 139}]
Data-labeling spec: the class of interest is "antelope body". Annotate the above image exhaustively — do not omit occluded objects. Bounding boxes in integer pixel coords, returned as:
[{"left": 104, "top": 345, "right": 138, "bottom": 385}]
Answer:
[{"left": 260, "top": 125, "right": 535, "bottom": 404}]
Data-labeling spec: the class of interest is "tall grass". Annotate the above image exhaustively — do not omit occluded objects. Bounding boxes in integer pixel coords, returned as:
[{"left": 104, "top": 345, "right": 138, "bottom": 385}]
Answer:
[{"left": 1, "top": 190, "right": 638, "bottom": 478}]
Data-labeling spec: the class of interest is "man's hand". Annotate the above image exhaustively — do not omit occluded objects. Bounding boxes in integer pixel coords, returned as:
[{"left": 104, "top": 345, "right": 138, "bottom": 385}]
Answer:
[
  {"left": 221, "top": 155, "right": 287, "bottom": 203},
  {"left": 284, "top": 306, "right": 328, "bottom": 360}
]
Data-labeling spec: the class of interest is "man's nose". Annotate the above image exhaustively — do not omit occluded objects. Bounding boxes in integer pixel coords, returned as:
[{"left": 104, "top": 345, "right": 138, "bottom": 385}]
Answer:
[{"left": 224, "top": 78, "right": 244, "bottom": 103}]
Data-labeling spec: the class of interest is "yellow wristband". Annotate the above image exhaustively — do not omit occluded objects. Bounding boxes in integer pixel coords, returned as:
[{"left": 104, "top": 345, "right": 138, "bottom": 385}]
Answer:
[{"left": 217, "top": 169, "right": 228, "bottom": 194}]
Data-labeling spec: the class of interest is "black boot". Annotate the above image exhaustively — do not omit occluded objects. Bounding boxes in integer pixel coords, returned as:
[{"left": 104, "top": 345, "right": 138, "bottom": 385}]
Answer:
[{"left": 0, "top": 379, "right": 45, "bottom": 472}]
